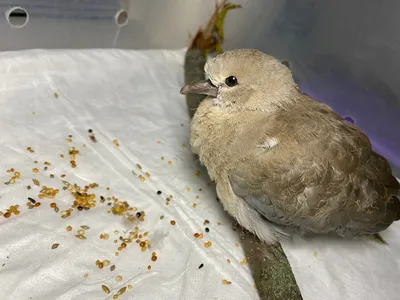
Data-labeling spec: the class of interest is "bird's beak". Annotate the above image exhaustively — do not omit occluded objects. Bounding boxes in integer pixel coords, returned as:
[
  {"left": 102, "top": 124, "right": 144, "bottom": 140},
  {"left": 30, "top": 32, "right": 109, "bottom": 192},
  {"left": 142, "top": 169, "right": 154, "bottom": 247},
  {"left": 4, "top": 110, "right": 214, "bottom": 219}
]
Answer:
[{"left": 180, "top": 79, "right": 218, "bottom": 98}]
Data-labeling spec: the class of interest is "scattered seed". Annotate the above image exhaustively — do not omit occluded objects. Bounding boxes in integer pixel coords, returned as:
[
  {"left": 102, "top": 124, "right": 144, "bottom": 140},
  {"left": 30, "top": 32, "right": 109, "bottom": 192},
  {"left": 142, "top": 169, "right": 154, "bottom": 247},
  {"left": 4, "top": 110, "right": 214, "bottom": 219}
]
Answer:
[
  {"left": 75, "top": 235, "right": 86, "bottom": 240},
  {"left": 151, "top": 256, "right": 157, "bottom": 262},
  {"left": 147, "top": 265, "right": 151, "bottom": 270},
  {"left": 117, "top": 286, "right": 127, "bottom": 296},
  {"left": 110, "top": 265, "right": 116, "bottom": 271},
  {"left": 205, "top": 227, "right": 210, "bottom": 233},
  {"left": 198, "top": 263, "right": 204, "bottom": 269},
  {"left": 157, "top": 191, "right": 162, "bottom": 195},
  {"left": 81, "top": 225, "right": 90, "bottom": 230},
  {"left": 116, "top": 275, "right": 123, "bottom": 282},
  {"left": 32, "top": 179, "right": 40, "bottom": 186},
  {"left": 204, "top": 241, "right": 212, "bottom": 248},
  {"left": 222, "top": 279, "right": 232, "bottom": 285},
  {"left": 51, "top": 243, "right": 60, "bottom": 249},
  {"left": 240, "top": 258, "right": 248, "bottom": 265},
  {"left": 28, "top": 197, "right": 36, "bottom": 204},
  {"left": 170, "top": 220, "right": 176, "bottom": 225},
  {"left": 128, "top": 285, "right": 132, "bottom": 289},
  {"left": 227, "top": 259, "right": 231, "bottom": 264},
  {"left": 102, "top": 284, "right": 111, "bottom": 294},
  {"left": 54, "top": 92, "right": 59, "bottom": 98},
  {"left": 83, "top": 273, "right": 88, "bottom": 278},
  {"left": 66, "top": 226, "right": 72, "bottom": 232},
  {"left": 167, "top": 160, "right": 172, "bottom": 165},
  {"left": 160, "top": 215, "right": 164, "bottom": 220}
]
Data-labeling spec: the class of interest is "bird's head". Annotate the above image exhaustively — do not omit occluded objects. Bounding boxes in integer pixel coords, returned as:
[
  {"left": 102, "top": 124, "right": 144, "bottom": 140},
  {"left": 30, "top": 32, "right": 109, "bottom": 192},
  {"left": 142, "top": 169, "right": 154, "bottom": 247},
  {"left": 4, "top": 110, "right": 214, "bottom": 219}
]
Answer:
[{"left": 180, "top": 49, "right": 297, "bottom": 112}]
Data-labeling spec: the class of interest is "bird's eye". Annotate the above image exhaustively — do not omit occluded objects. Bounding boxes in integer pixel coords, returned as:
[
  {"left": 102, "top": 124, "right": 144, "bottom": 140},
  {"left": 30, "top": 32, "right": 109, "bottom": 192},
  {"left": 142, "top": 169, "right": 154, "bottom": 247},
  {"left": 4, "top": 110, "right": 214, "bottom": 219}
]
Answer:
[{"left": 225, "top": 76, "right": 238, "bottom": 87}]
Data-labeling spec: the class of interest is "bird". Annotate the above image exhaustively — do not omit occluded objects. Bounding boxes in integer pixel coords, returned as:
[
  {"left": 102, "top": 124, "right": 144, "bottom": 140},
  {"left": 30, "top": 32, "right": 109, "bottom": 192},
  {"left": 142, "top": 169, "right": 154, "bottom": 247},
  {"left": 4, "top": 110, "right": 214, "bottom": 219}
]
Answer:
[{"left": 180, "top": 48, "right": 400, "bottom": 244}]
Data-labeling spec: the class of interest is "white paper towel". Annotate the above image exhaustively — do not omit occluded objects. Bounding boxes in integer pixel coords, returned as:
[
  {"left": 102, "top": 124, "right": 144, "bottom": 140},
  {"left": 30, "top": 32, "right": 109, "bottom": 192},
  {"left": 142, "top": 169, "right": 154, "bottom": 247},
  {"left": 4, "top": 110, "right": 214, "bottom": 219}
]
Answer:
[{"left": 0, "top": 48, "right": 398, "bottom": 300}]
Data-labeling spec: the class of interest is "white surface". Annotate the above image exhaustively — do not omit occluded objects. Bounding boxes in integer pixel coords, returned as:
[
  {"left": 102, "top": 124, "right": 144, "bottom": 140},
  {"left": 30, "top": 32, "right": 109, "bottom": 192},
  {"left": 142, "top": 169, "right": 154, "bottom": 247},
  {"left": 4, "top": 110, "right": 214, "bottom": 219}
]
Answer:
[{"left": 0, "top": 49, "right": 399, "bottom": 300}]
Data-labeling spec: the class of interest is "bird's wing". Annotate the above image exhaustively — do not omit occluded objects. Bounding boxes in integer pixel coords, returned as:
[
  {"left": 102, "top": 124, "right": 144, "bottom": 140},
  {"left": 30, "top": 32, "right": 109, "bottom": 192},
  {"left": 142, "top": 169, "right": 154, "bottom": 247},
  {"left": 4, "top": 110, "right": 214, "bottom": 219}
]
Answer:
[{"left": 229, "top": 102, "right": 400, "bottom": 235}]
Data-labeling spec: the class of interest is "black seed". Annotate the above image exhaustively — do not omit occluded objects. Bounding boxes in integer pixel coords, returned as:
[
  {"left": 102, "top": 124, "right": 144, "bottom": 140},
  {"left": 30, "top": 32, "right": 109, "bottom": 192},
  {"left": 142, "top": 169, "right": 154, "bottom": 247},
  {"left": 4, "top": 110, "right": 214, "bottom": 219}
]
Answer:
[
  {"left": 68, "top": 135, "right": 72, "bottom": 138},
  {"left": 77, "top": 206, "right": 83, "bottom": 211},
  {"left": 198, "top": 263, "right": 204, "bottom": 269},
  {"left": 28, "top": 197, "right": 36, "bottom": 204},
  {"left": 205, "top": 227, "right": 210, "bottom": 233},
  {"left": 88, "top": 129, "right": 93, "bottom": 133},
  {"left": 50, "top": 174, "right": 54, "bottom": 178},
  {"left": 108, "top": 202, "right": 112, "bottom": 206},
  {"left": 136, "top": 212, "right": 142, "bottom": 218},
  {"left": 157, "top": 190, "right": 162, "bottom": 195},
  {"left": 100, "top": 196, "right": 105, "bottom": 200}
]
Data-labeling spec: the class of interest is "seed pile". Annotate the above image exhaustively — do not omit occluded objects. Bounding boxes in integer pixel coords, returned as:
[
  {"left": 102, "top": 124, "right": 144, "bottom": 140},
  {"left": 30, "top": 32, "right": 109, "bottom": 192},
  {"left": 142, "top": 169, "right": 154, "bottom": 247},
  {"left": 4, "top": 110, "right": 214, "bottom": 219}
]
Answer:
[{"left": 0, "top": 127, "right": 237, "bottom": 297}]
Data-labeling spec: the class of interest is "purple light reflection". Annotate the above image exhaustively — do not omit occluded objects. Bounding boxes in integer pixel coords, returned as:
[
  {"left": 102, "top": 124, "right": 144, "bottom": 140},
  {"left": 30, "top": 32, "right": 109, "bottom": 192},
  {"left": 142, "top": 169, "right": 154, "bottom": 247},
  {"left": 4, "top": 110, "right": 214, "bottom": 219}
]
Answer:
[{"left": 299, "top": 85, "right": 400, "bottom": 175}]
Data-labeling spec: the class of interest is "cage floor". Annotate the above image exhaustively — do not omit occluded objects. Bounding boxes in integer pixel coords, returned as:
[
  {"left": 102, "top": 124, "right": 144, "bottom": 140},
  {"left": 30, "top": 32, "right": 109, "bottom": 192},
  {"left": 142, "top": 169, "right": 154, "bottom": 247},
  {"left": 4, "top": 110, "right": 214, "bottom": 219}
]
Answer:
[{"left": 0, "top": 49, "right": 399, "bottom": 300}]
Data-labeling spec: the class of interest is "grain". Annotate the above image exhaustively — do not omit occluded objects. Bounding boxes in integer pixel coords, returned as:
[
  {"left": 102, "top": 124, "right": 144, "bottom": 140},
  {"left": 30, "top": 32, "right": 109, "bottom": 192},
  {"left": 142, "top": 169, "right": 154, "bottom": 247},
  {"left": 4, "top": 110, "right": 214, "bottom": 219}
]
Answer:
[
  {"left": 116, "top": 275, "right": 123, "bottom": 282},
  {"left": 51, "top": 243, "right": 60, "bottom": 249},
  {"left": 102, "top": 284, "right": 111, "bottom": 294},
  {"left": 116, "top": 287, "right": 127, "bottom": 296},
  {"left": 204, "top": 241, "right": 212, "bottom": 248}
]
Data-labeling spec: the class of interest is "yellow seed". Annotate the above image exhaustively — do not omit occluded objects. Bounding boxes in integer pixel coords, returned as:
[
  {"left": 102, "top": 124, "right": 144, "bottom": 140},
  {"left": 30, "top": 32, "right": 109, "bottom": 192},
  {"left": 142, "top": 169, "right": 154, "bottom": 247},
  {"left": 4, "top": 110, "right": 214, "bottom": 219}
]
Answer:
[
  {"left": 204, "top": 241, "right": 212, "bottom": 248},
  {"left": 235, "top": 243, "right": 239, "bottom": 247},
  {"left": 240, "top": 258, "right": 248, "bottom": 265},
  {"left": 167, "top": 161, "right": 172, "bottom": 165},
  {"left": 222, "top": 279, "right": 232, "bottom": 285},
  {"left": 117, "top": 287, "right": 127, "bottom": 296},
  {"left": 186, "top": 187, "right": 191, "bottom": 192},
  {"left": 81, "top": 225, "right": 90, "bottom": 230},
  {"left": 116, "top": 275, "right": 123, "bottom": 282},
  {"left": 192, "top": 203, "right": 197, "bottom": 208},
  {"left": 102, "top": 284, "right": 111, "bottom": 294},
  {"left": 147, "top": 265, "right": 151, "bottom": 270},
  {"left": 128, "top": 285, "right": 132, "bottom": 289},
  {"left": 75, "top": 235, "right": 86, "bottom": 240},
  {"left": 227, "top": 259, "right": 231, "bottom": 264},
  {"left": 103, "top": 260, "right": 110, "bottom": 266},
  {"left": 77, "top": 229, "right": 85, "bottom": 235},
  {"left": 32, "top": 179, "right": 40, "bottom": 186},
  {"left": 83, "top": 273, "right": 88, "bottom": 278},
  {"left": 66, "top": 226, "right": 72, "bottom": 232}
]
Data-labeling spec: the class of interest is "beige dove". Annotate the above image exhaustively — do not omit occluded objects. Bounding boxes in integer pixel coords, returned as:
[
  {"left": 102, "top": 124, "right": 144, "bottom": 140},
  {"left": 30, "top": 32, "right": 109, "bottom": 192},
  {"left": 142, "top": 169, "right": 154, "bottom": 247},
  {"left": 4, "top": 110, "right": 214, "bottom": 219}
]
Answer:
[{"left": 180, "top": 49, "right": 400, "bottom": 244}]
